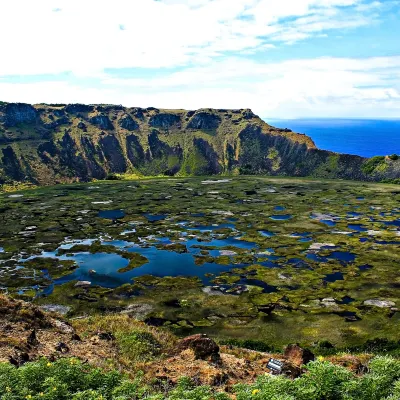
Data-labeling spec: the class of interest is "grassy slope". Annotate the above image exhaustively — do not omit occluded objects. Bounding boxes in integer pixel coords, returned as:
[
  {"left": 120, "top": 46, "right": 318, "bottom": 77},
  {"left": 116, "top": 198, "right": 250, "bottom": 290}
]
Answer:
[{"left": 1, "top": 294, "right": 400, "bottom": 399}]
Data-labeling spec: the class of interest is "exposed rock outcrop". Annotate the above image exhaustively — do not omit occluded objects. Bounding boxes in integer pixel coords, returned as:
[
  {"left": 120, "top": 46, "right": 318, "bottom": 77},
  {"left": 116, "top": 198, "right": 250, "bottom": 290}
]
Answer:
[
  {"left": 88, "top": 114, "right": 114, "bottom": 130},
  {"left": 149, "top": 113, "right": 181, "bottom": 129},
  {"left": 77, "top": 121, "right": 87, "bottom": 131},
  {"left": 363, "top": 299, "right": 396, "bottom": 308},
  {"left": 65, "top": 103, "right": 94, "bottom": 114},
  {"left": 118, "top": 114, "right": 139, "bottom": 131},
  {"left": 176, "top": 333, "right": 220, "bottom": 360},
  {"left": 0, "top": 103, "right": 37, "bottom": 127},
  {"left": 284, "top": 344, "right": 315, "bottom": 367},
  {"left": 187, "top": 111, "right": 221, "bottom": 130}
]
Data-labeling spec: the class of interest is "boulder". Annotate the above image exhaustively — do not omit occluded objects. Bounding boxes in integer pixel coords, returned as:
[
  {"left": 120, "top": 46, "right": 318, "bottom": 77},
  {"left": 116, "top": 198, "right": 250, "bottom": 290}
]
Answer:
[
  {"left": 40, "top": 304, "right": 71, "bottom": 315},
  {"left": 71, "top": 333, "right": 82, "bottom": 341},
  {"left": 27, "top": 330, "right": 40, "bottom": 347},
  {"left": 321, "top": 298, "right": 339, "bottom": 310},
  {"left": 363, "top": 299, "right": 396, "bottom": 308},
  {"left": 281, "top": 363, "right": 302, "bottom": 379},
  {"left": 257, "top": 304, "right": 276, "bottom": 315},
  {"left": 284, "top": 344, "right": 314, "bottom": 367},
  {"left": 51, "top": 319, "right": 74, "bottom": 334},
  {"left": 74, "top": 281, "right": 91, "bottom": 287},
  {"left": 9, "top": 351, "right": 30, "bottom": 367},
  {"left": 202, "top": 286, "right": 224, "bottom": 296},
  {"left": 120, "top": 303, "right": 154, "bottom": 320},
  {"left": 309, "top": 243, "right": 336, "bottom": 251},
  {"left": 345, "top": 315, "right": 360, "bottom": 322},
  {"left": 55, "top": 342, "right": 70, "bottom": 353},
  {"left": 177, "top": 334, "right": 220, "bottom": 361}
]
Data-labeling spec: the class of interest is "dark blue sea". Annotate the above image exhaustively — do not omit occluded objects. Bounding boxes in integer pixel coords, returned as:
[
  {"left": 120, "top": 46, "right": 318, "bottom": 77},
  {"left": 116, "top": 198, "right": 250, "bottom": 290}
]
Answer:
[{"left": 267, "top": 119, "right": 400, "bottom": 158}]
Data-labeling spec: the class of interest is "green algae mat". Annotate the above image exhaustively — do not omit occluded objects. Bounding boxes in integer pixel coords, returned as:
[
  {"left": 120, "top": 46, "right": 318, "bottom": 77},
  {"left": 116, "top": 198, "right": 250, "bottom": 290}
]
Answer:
[{"left": 0, "top": 176, "right": 399, "bottom": 347}]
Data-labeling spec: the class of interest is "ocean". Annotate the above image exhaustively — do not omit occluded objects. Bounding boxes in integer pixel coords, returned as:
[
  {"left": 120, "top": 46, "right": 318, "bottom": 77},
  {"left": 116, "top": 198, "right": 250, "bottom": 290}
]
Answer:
[{"left": 267, "top": 119, "right": 400, "bottom": 158}]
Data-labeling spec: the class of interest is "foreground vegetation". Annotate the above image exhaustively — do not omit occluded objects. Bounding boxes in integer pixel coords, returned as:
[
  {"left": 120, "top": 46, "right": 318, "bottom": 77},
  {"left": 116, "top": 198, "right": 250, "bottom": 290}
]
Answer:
[
  {"left": 1, "top": 293, "right": 399, "bottom": 399},
  {"left": 1, "top": 356, "right": 400, "bottom": 400}
]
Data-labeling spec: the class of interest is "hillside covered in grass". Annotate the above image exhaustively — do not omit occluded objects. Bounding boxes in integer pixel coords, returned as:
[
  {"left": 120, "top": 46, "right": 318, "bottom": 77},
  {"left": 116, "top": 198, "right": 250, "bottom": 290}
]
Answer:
[
  {"left": 1, "top": 102, "right": 399, "bottom": 186},
  {"left": 1, "top": 294, "right": 400, "bottom": 400}
]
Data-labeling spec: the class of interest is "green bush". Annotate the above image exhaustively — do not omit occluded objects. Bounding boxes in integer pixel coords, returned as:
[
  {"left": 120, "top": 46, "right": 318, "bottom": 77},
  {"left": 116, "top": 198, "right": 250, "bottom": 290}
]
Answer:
[
  {"left": 105, "top": 173, "right": 122, "bottom": 181},
  {"left": 116, "top": 330, "right": 162, "bottom": 363},
  {"left": 1, "top": 356, "right": 400, "bottom": 399},
  {"left": 235, "top": 374, "right": 296, "bottom": 400},
  {"left": 0, "top": 358, "right": 140, "bottom": 400},
  {"left": 381, "top": 178, "right": 400, "bottom": 185},
  {"left": 294, "top": 361, "right": 353, "bottom": 400},
  {"left": 362, "top": 156, "right": 386, "bottom": 174},
  {"left": 388, "top": 154, "right": 399, "bottom": 161},
  {"left": 234, "top": 357, "right": 400, "bottom": 400},
  {"left": 341, "top": 357, "right": 400, "bottom": 400},
  {"left": 349, "top": 338, "right": 400, "bottom": 355},
  {"left": 165, "top": 377, "right": 229, "bottom": 400}
]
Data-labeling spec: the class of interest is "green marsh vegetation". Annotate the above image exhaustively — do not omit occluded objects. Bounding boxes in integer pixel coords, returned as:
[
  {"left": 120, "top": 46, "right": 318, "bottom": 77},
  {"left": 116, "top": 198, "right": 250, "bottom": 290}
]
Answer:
[{"left": 0, "top": 176, "right": 399, "bottom": 349}]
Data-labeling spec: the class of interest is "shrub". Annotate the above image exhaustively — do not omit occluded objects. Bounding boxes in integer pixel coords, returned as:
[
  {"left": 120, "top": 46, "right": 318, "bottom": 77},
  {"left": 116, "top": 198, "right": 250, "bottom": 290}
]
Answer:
[
  {"left": 111, "top": 376, "right": 151, "bottom": 399},
  {"left": 115, "top": 330, "right": 162, "bottom": 363},
  {"left": 166, "top": 377, "right": 229, "bottom": 400},
  {"left": 294, "top": 361, "right": 353, "bottom": 400},
  {"left": 106, "top": 173, "right": 122, "bottom": 181},
  {"left": 1, "top": 357, "right": 400, "bottom": 399},
  {"left": 361, "top": 156, "right": 386, "bottom": 174},
  {"left": 381, "top": 178, "right": 400, "bottom": 185},
  {"left": 314, "top": 340, "right": 336, "bottom": 355},
  {"left": 0, "top": 358, "right": 136, "bottom": 400},
  {"left": 342, "top": 357, "right": 400, "bottom": 400},
  {"left": 388, "top": 154, "right": 399, "bottom": 161},
  {"left": 219, "top": 338, "right": 276, "bottom": 353},
  {"left": 387, "top": 379, "right": 400, "bottom": 399},
  {"left": 348, "top": 338, "right": 400, "bottom": 355},
  {"left": 234, "top": 358, "right": 400, "bottom": 400},
  {"left": 235, "top": 374, "right": 296, "bottom": 400}
]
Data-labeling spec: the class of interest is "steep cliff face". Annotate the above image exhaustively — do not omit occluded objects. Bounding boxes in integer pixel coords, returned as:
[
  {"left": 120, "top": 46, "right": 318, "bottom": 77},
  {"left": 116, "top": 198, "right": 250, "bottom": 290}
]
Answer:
[{"left": 0, "top": 102, "right": 398, "bottom": 185}]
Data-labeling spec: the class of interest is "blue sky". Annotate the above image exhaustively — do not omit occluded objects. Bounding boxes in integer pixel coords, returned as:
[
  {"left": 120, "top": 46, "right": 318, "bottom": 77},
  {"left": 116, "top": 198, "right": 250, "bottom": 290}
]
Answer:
[{"left": 0, "top": 0, "right": 399, "bottom": 118}]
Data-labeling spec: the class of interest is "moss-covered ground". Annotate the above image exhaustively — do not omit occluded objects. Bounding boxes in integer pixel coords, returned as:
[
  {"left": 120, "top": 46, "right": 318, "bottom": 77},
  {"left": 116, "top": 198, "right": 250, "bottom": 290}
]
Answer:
[{"left": 0, "top": 176, "right": 399, "bottom": 348}]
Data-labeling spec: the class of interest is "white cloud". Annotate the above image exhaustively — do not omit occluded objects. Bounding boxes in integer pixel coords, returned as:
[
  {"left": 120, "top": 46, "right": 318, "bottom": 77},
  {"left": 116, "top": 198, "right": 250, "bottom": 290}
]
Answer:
[
  {"left": 1, "top": 55, "right": 399, "bottom": 118},
  {"left": 0, "top": 0, "right": 390, "bottom": 76},
  {"left": 0, "top": 0, "right": 399, "bottom": 117}
]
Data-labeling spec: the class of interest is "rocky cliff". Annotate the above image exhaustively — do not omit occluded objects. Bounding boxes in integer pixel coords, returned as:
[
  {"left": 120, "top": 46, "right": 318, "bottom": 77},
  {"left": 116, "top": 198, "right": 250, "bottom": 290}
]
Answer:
[{"left": 0, "top": 102, "right": 398, "bottom": 185}]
